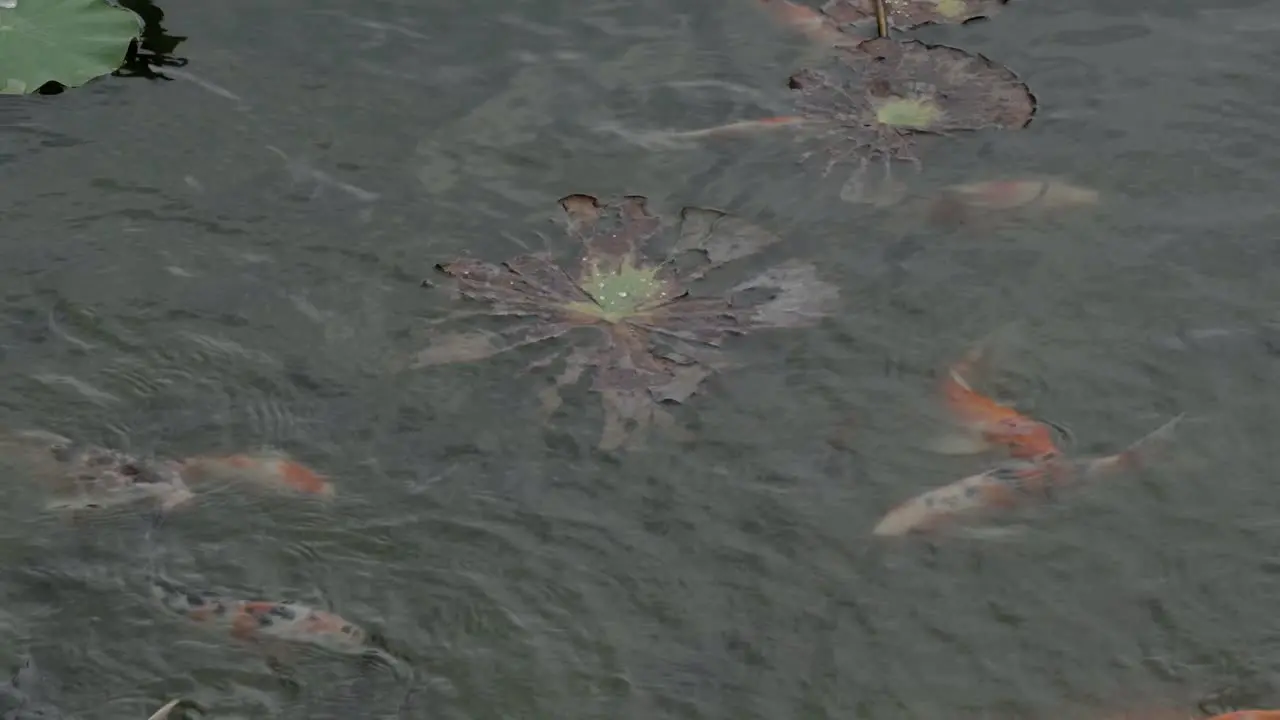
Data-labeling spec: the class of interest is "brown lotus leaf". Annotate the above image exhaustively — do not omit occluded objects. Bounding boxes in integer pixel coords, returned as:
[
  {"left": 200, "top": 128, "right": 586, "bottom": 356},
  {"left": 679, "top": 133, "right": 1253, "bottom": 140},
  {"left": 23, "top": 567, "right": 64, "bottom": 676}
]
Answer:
[
  {"left": 822, "top": 0, "right": 1009, "bottom": 31},
  {"left": 786, "top": 37, "right": 1035, "bottom": 175},
  {"left": 412, "top": 195, "right": 838, "bottom": 450}
]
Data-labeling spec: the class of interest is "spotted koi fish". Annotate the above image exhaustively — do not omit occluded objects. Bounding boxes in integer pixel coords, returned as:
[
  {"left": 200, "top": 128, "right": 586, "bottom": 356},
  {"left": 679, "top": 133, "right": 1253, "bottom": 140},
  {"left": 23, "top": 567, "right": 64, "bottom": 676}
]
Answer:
[
  {"left": 931, "top": 343, "right": 1062, "bottom": 461},
  {"left": 151, "top": 576, "right": 371, "bottom": 656},
  {"left": 873, "top": 414, "right": 1182, "bottom": 536},
  {"left": 0, "top": 429, "right": 196, "bottom": 513}
]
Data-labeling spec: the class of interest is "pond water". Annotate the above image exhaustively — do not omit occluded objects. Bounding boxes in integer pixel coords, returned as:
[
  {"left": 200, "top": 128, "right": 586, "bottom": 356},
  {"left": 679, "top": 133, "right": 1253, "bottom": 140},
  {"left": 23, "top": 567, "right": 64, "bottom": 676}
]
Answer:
[{"left": 3, "top": 0, "right": 1280, "bottom": 717}]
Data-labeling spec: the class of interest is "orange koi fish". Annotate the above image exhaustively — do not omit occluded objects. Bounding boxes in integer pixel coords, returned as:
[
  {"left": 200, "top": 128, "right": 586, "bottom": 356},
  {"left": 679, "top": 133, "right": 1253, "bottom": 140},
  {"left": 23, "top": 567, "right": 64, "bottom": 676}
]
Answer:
[
  {"left": 872, "top": 414, "right": 1182, "bottom": 536},
  {"left": 757, "top": 0, "right": 848, "bottom": 46},
  {"left": 179, "top": 450, "right": 335, "bottom": 499},
  {"left": 151, "top": 577, "right": 369, "bottom": 655},
  {"left": 932, "top": 344, "right": 1061, "bottom": 461},
  {"left": 1208, "top": 712, "right": 1280, "bottom": 720}
]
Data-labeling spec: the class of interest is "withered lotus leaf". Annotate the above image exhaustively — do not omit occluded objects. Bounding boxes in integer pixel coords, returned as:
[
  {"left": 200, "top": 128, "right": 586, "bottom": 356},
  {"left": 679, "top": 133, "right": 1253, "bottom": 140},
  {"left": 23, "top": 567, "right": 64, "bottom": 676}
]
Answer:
[
  {"left": 787, "top": 37, "right": 1035, "bottom": 178},
  {"left": 412, "top": 195, "right": 838, "bottom": 450}
]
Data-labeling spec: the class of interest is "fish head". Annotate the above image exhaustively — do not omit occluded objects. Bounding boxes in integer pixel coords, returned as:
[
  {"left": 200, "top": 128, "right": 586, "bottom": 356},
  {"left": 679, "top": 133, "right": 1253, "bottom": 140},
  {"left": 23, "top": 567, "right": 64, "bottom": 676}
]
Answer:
[
  {"left": 45, "top": 454, "right": 191, "bottom": 513},
  {"left": 303, "top": 610, "right": 368, "bottom": 649}
]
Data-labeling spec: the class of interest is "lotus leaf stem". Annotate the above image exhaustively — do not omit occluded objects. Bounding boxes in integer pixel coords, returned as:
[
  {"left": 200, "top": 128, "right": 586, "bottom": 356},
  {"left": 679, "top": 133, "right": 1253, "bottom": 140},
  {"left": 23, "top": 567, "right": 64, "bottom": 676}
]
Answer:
[{"left": 873, "top": 0, "right": 889, "bottom": 37}]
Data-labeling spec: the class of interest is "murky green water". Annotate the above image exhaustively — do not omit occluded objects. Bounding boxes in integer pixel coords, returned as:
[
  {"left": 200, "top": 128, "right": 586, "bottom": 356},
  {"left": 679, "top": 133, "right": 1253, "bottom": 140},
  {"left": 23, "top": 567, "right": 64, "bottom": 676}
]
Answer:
[{"left": 4, "top": 0, "right": 1280, "bottom": 717}]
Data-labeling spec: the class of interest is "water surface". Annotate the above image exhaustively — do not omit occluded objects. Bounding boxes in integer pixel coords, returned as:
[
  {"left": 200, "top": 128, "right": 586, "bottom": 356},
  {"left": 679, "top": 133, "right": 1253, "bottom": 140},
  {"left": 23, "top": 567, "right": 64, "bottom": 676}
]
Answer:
[{"left": 3, "top": 0, "right": 1280, "bottom": 717}]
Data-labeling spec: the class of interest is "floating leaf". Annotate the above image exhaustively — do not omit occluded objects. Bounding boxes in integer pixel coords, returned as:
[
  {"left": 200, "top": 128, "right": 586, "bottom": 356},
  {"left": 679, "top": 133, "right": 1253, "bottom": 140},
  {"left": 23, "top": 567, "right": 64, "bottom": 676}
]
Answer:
[
  {"left": 822, "top": 0, "right": 1009, "bottom": 31},
  {"left": 414, "top": 195, "right": 837, "bottom": 449},
  {"left": 787, "top": 37, "right": 1035, "bottom": 183},
  {"left": 0, "top": 0, "right": 142, "bottom": 94}
]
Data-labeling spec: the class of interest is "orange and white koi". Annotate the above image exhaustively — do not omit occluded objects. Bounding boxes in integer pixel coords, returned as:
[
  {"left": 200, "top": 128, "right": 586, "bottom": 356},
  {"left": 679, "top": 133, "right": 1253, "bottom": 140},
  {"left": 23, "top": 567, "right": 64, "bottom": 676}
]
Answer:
[
  {"left": 179, "top": 450, "right": 335, "bottom": 499},
  {"left": 932, "top": 344, "right": 1062, "bottom": 461},
  {"left": 872, "top": 414, "right": 1182, "bottom": 536},
  {"left": 151, "top": 576, "right": 370, "bottom": 655}
]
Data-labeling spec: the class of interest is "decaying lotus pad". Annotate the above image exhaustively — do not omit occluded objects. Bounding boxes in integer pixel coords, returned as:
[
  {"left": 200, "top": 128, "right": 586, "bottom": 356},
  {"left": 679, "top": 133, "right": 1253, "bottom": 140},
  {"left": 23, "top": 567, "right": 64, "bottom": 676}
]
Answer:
[
  {"left": 790, "top": 37, "right": 1035, "bottom": 134},
  {"left": 787, "top": 37, "right": 1034, "bottom": 170},
  {"left": 413, "top": 195, "right": 838, "bottom": 450},
  {"left": 821, "top": 0, "right": 1009, "bottom": 31}
]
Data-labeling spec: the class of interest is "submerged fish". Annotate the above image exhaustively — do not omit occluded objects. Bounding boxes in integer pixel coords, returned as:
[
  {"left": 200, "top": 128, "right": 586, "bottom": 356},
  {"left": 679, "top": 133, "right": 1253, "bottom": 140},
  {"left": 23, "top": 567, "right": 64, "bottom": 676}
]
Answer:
[
  {"left": 0, "top": 655, "right": 66, "bottom": 720},
  {"left": 757, "top": 0, "right": 848, "bottom": 46},
  {"left": 151, "top": 576, "right": 370, "bottom": 655},
  {"left": 873, "top": 414, "right": 1182, "bottom": 537},
  {"left": 1207, "top": 712, "right": 1280, "bottom": 720},
  {"left": 0, "top": 431, "right": 330, "bottom": 511},
  {"left": 931, "top": 343, "right": 1061, "bottom": 461},
  {"left": 179, "top": 450, "right": 335, "bottom": 498},
  {"left": 0, "top": 429, "right": 194, "bottom": 513},
  {"left": 926, "top": 178, "right": 1100, "bottom": 227}
]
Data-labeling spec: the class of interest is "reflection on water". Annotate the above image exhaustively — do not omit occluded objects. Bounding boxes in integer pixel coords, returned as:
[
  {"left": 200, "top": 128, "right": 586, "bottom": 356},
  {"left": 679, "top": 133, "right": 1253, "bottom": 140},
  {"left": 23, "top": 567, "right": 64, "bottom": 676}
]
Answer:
[{"left": 3, "top": 0, "right": 1280, "bottom": 717}]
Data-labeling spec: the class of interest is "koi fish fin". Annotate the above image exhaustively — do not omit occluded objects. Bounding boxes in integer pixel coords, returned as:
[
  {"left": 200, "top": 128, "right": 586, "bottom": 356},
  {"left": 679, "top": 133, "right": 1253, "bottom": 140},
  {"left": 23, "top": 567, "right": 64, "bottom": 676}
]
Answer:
[
  {"left": 923, "top": 428, "right": 991, "bottom": 455},
  {"left": 1084, "top": 414, "right": 1185, "bottom": 477},
  {"left": 663, "top": 116, "right": 809, "bottom": 140},
  {"left": 159, "top": 486, "right": 197, "bottom": 512},
  {"left": 147, "top": 698, "right": 186, "bottom": 720}
]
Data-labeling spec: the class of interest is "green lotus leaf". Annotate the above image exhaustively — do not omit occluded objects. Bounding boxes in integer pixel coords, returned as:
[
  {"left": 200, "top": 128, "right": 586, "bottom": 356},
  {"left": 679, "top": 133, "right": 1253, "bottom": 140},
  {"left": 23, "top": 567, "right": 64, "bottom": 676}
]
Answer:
[
  {"left": 0, "top": 0, "right": 142, "bottom": 95},
  {"left": 411, "top": 195, "right": 838, "bottom": 450}
]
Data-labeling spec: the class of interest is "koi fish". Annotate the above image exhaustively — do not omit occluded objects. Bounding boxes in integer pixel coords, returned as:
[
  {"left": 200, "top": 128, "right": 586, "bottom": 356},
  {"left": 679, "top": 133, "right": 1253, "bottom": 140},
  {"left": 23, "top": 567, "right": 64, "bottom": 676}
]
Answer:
[
  {"left": 1207, "top": 712, "right": 1280, "bottom": 720},
  {"left": 0, "top": 429, "right": 195, "bottom": 512},
  {"left": 757, "top": 0, "right": 849, "bottom": 46},
  {"left": 151, "top": 576, "right": 370, "bottom": 656},
  {"left": 927, "top": 178, "right": 1100, "bottom": 227},
  {"left": 179, "top": 450, "right": 335, "bottom": 499},
  {"left": 872, "top": 414, "right": 1182, "bottom": 536},
  {"left": 930, "top": 344, "right": 1061, "bottom": 461}
]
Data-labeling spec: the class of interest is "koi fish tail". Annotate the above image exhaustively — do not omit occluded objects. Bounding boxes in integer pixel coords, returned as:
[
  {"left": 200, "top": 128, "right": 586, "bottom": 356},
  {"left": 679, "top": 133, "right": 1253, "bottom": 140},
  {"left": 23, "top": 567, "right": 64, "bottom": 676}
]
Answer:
[
  {"left": 148, "top": 698, "right": 187, "bottom": 720},
  {"left": 1084, "top": 414, "right": 1185, "bottom": 478},
  {"left": 663, "top": 116, "right": 810, "bottom": 140}
]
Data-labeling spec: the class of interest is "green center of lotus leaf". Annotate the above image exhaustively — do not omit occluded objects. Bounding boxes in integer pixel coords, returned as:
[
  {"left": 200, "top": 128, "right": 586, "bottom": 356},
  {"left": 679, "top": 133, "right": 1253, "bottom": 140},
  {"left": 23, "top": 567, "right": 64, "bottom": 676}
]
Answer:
[
  {"left": 932, "top": 0, "right": 968, "bottom": 19},
  {"left": 874, "top": 97, "right": 944, "bottom": 130},
  {"left": 565, "top": 260, "right": 670, "bottom": 323}
]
